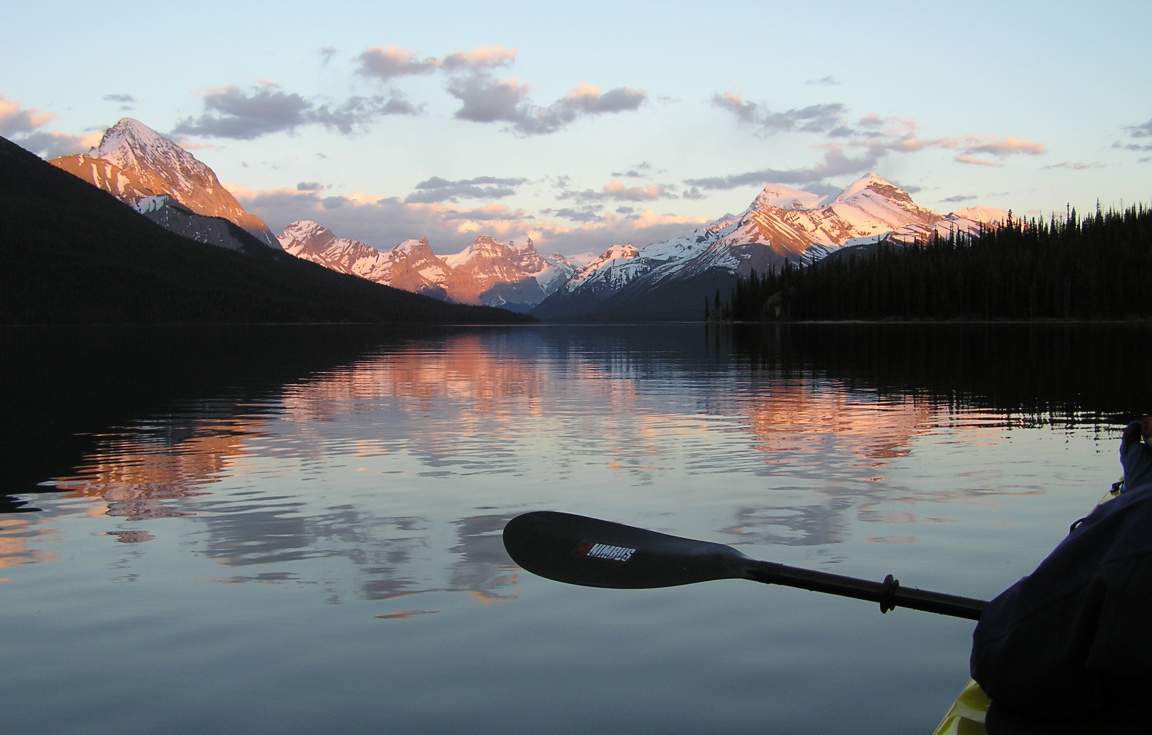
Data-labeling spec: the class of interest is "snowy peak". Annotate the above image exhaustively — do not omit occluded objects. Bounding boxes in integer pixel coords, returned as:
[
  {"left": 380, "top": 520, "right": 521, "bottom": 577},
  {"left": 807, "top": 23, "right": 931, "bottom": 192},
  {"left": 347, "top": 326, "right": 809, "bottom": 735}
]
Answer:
[
  {"left": 750, "top": 185, "right": 826, "bottom": 212},
  {"left": 832, "top": 172, "right": 917, "bottom": 209},
  {"left": 50, "top": 118, "right": 279, "bottom": 249},
  {"left": 278, "top": 219, "right": 336, "bottom": 255}
]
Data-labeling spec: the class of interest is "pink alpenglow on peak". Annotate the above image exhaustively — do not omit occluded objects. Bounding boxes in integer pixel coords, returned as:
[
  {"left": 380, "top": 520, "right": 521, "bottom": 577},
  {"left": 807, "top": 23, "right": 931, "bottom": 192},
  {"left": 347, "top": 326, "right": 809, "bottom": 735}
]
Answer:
[
  {"left": 49, "top": 117, "right": 279, "bottom": 248},
  {"left": 278, "top": 223, "right": 576, "bottom": 310}
]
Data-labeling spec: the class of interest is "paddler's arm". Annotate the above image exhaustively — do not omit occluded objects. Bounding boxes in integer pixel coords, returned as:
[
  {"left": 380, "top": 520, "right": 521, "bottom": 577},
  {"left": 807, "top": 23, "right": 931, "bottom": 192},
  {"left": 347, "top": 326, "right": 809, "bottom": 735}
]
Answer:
[{"left": 1120, "top": 417, "right": 1152, "bottom": 492}]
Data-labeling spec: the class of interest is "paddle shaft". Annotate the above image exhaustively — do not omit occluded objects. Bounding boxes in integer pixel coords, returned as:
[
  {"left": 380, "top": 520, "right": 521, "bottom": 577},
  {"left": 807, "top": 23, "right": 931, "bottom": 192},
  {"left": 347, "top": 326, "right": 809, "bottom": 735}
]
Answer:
[{"left": 749, "top": 560, "right": 986, "bottom": 620}]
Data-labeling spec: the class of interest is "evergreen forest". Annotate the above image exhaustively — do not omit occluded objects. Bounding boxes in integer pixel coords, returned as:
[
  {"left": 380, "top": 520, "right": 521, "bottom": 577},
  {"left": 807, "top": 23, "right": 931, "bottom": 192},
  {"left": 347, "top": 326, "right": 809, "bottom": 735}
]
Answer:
[{"left": 720, "top": 205, "right": 1152, "bottom": 321}]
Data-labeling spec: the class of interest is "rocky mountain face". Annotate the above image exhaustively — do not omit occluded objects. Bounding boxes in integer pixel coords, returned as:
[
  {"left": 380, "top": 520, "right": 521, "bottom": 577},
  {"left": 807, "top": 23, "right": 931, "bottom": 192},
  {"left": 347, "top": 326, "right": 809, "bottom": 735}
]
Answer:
[
  {"left": 49, "top": 118, "right": 278, "bottom": 252},
  {"left": 279, "top": 224, "right": 577, "bottom": 311},
  {"left": 279, "top": 220, "right": 449, "bottom": 299},
  {"left": 533, "top": 173, "right": 1008, "bottom": 320}
]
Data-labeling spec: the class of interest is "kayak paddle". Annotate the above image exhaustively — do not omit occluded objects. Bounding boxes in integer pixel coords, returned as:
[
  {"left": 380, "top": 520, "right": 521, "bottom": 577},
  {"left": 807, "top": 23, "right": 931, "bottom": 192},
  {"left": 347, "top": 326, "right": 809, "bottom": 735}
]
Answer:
[{"left": 503, "top": 511, "right": 985, "bottom": 620}]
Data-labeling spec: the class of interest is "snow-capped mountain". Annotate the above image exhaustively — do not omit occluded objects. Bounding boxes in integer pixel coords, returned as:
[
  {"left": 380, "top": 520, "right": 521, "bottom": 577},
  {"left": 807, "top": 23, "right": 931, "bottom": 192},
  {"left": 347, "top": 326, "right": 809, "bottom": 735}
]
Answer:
[
  {"left": 279, "top": 220, "right": 449, "bottom": 298},
  {"left": 49, "top": 118, "right": 278, "bottom": 251},
  {"left": 534, "top": 173, "right": 1008, "bottom": 320},
  {"left": 278, "top": 223, "right": 577, "bottom": 310}
]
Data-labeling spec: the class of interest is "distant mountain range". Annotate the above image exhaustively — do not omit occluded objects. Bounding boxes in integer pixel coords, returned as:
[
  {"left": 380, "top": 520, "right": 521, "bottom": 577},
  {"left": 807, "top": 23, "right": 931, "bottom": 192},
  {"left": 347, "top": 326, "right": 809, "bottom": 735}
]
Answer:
[
  {"left": 533, "top": 174, "right": 1008, "bottom": 320},
  {"left": 278, "top": 221, "right": 578, "bottom": 311},
  {"left": 37, "top": 117, "right": 1010, "bottom": 322},
  {"left": 1, "top": 133, "right": 528, "bottom": 325}
]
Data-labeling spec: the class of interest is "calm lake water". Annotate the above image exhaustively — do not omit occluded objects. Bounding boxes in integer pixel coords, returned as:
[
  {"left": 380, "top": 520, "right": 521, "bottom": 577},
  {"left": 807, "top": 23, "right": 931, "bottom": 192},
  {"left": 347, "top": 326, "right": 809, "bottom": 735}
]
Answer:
[{"left": 3, "top": 324, "right": 1149, "bottom": 733}]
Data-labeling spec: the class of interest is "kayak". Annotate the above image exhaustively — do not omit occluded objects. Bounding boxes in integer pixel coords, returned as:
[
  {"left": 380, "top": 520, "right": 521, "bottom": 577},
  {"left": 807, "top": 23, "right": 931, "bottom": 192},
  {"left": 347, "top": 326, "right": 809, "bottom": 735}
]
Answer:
[{"left": 930, "top": 483, "right": 1124, "bottom": 735}]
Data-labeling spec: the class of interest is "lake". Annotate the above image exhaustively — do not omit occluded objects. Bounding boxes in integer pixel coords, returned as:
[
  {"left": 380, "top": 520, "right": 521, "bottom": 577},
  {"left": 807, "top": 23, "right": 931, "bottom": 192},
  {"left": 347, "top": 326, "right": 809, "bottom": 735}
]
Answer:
[{"left": 3, "top": 323, "right": 1149, "bottom": 733}]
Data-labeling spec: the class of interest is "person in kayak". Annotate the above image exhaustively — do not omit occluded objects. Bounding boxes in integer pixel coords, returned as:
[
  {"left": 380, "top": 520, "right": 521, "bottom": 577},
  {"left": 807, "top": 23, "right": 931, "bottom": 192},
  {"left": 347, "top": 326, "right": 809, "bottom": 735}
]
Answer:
[{"left": 970, "top": 416, "right": 1152, "bottom": 732}]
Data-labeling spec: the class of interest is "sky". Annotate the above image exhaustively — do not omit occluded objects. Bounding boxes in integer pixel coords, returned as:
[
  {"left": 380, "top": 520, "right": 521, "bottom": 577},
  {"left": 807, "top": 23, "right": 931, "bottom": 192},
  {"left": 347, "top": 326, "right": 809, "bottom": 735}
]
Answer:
[{"left": 3, "top": 0, "right": 1150, "bottom": 256}]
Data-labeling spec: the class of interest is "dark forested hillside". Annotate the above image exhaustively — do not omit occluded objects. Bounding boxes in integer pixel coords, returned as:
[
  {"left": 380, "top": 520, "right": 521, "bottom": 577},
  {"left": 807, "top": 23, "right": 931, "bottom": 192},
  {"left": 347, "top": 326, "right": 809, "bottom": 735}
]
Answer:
[
  {"left": 0, "top": 137, "right": 531, "bottom": 325},
  {"left": 723, "top": 205, "right": 1152, "bottom": 321}
]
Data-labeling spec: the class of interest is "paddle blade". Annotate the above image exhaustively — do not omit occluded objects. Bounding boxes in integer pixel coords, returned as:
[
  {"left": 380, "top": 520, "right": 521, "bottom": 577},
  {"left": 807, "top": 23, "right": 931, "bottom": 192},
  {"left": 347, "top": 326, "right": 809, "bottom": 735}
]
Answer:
[{"left": 503, "top": 511, "right": 750, "bottom": 589}]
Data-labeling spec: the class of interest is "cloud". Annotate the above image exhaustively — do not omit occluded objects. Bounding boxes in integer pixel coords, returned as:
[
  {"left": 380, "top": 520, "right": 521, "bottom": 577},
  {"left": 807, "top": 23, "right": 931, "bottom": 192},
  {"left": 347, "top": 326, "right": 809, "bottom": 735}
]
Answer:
[
  {"left": 611, "top": 161, "right": 652, "bottom": 178},
  {"left": 0, "top": 97, "right": 101, "bottom": 157},
  {"left": 297, "top": 181, "right": 324, "bottom": 191},
  {"left": 0, "top": 97, "right": 54, "bottom": 136},
  {"left": 684, "top": 147, "right": 881, "bottom": 189},
  {"left": 805, "top": 76, "right": 840, "bottom": 86},
  {"left": 959, "top": 136, "right": 1045, "bottom": 157},
  {"left": 941, "top": 194, "right": 978, "bottom": 203},
  {"left": 558, "top": 179, "right": 672, "bottom": 203},
  {"left": 448, "top": 75, "right": 645, "bottom": 135},
  {"left": 172, "top": 85, "right": 419, "bottom": 139},
  {"left": 955, "top": 154, "right": 1003, "bottom": 168},
  {"left": 446, "top": 73, "right": 532, "bottom": 124},
  {"left": 443, "top": 203, "right": 531, "bottom": 221},
  {"left": 682, "top": 186, "right": 706, "bottom": 200},
  {"left": 102, "top": 93, "right": 135, "bottom": 109},
  {"left": 542, "top": 207, "right": 604, "bottom": 223},
  {"left": 1113, "top": 142, "right": 1152, "bottom": 152},
  {"left": 357, "top": 46, "right": 439, "bottom": 80},
  {"left": 1041, "top": 161, "right": 1105, "bottom": 171},
  {"left": 319, "top": 46, "right": 337, "bottom": 66},
  {"left": 238, "top": 185, "right": 701, "bottom": 257},
  {"left": 711, "top": 92, "right": 846, "bottom": 134},
  {"left": 441, "top": 46, "right": 517, "bottom": 71},
  {"left": 405, "top": 175, "right": 528, "bottom": 203},
  {"left": 1128, "top": 117, "right": 1152, "bottom": 138},
  {"left": 10, "top": 130, "right": 96, "bottom": 158}
]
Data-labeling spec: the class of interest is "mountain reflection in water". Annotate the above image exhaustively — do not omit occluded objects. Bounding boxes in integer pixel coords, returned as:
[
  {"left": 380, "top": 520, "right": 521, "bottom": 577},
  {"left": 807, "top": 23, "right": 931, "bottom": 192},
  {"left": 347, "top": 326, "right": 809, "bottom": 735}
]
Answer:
[{"left": 2, "top": 323, "right": 1150, "bottom": 733}]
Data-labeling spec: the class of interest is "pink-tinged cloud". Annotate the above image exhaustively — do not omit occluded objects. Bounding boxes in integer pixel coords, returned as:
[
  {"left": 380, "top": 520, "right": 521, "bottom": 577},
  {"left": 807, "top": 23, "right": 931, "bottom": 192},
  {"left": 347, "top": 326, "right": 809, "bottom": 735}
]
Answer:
[
  {"left": 357, "top": 46, "right": 440, "bottom": 79},
  {"left": 601, "top": 180, "right": 667, "bottom": 201},
  {"left": 235, "top": 185, "right": 700, "bottom": 256},
  {"left": 442, "top": 46, "right": 517, "bottom": 70},
  {"left": 957, "top": 136, "right": 1045, "bottom": 157},
  {"left": 955, "top": 154, "right": 1004, "bottom": 167},
  {"left": 0, "top": 97, "right": 55, "bottom": 136},
  {"left": 0, "top": 97, "right": 101, "bottom": 158}
]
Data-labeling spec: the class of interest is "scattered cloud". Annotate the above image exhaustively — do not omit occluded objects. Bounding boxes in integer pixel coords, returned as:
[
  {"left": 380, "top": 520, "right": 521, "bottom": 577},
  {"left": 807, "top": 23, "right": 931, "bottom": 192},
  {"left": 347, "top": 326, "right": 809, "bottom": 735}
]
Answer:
[
  {"left": 404, "top": 175, "right": 528, "bottom": 203},
  {"left": 1041, "top": 161, "right": 1105, "bottom": 171},
  {"left": 449, "top": 76, "right": 646, "bottom": 136},
  {"left": 682, "top": 186, "right": 706, "bottom": 200},
  {"left": 441, "top": 46, "right": 518, "bottom": 71},
  {"left": 558, "top": 178, "right": 672, "bottom": 202},
  {"left": 297, "top": 181, "right": 325, "bottom": 191},
  {"left": 543, "top": 206, "right": 604, "bottom": 223},
  {"left": 955, "top": 154, "right": 1003, "bottom": 168},
  {"left": 319, "top": 46, "right": 337, "bottom": 66},
  {"left": 941, "top": 194, "right": 978, "bottom": 203},
  {"left": 102, "top": 93, "right": 135, "bottom": 110},
  {"left": 0, "top": 97, "right": 54, "bottom": 136},
  {"left": 1113, "top": 142, "right": 1152, "bottom": 152},
  {"left": 684, "top": 147, "right": 880, "bottom": 189},
  {"left": 711, "top": 92, "right": 846, "bottom": 134},
  {"left": 238, "top": 184, "right": 700, "bottom": 257},
  {"left": 357, "top": 46, "right": 439, "bottom": 80},
  {"left": 805, "top": 76, "right": 840, "bottom": 86},
  {"left": 172, "top": 85, "right": 419, "bottom": 139},
  {"left": 954, "top": 155, "right": 1003, "bottom": 169},
  {"left": 1127, "top": 117, "right": 1152, "bottom": 138},
  {"left": 0, "top": 96, "right": 99, "bottom": 157},
  {"left": 442, "top": 203, "right": 531, "bottom": 221}
]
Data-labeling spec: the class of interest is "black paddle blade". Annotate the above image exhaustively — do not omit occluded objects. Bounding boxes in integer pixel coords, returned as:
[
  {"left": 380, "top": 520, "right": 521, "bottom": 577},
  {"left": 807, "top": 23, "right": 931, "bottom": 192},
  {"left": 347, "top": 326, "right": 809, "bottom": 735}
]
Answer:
[{"left": 503, "top": 511, "right": 751, "bottom": 588}]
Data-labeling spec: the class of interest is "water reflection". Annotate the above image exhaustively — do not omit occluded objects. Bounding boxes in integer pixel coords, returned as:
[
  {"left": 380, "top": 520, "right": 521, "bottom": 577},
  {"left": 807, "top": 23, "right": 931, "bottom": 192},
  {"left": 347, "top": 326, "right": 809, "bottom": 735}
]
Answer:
[{"left": 3, "top": 324, "right": 1148, "bottom": 606}]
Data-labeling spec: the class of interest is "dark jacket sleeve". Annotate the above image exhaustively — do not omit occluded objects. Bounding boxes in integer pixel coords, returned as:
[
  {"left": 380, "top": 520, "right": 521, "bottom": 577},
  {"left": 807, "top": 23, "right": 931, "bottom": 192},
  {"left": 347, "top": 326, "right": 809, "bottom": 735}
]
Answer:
[{"left": 971, "top": 487, "right": 1152, "bottom": 724}]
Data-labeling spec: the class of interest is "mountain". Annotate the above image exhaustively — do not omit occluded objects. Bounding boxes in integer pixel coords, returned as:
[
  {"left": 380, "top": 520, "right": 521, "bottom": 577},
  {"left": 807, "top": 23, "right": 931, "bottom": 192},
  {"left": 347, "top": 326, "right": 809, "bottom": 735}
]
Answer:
[
  {"left": 279, "top": 220, "right": 449, "bottom": 299},
  {"left": 533, "top": 173, "right": 1008, "bottom": 321},
  {"left": 0, "top": 134, "right": 530, "bottom": 325},
  {"left": 279, "top": 223, "right": 577, "bottom": 312},
  {"left": 49, "top": 118, "right": 279, "bottom": 252}
]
